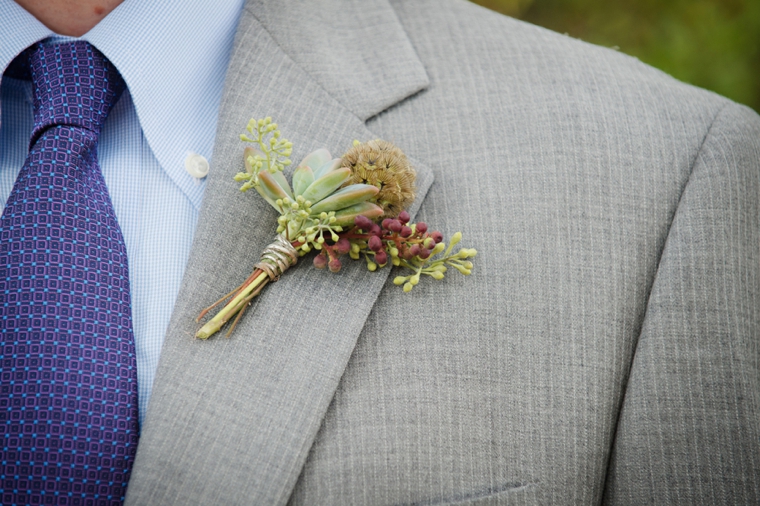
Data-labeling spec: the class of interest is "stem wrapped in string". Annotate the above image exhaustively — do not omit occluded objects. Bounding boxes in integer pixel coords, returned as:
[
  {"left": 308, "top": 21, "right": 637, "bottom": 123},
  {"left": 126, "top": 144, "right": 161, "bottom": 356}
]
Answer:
[
  {"left": 255, "top": 234, "right": 298, "bottom": 281},
  {"left": 195, "top": 235, "right": 297, "bottom": 339}
]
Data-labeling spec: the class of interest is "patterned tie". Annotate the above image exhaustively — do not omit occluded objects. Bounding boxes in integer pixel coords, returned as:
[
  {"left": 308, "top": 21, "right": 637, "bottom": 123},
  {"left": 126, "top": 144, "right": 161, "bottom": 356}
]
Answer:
[{"left": 0, "top": 42, "right": 138, "bottom": 505}]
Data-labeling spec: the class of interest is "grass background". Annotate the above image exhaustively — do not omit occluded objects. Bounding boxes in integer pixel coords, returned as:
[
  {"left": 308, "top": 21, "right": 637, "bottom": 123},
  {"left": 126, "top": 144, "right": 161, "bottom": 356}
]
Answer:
[{"left": 470, "top": 0, "right": 760, "bottom": 112}]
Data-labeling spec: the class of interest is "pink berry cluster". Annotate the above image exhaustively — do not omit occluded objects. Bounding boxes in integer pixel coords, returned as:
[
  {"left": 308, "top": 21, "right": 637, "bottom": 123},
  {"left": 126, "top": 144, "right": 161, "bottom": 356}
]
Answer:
[
  {"left": 312, "top": 210, "right": 444, "bottom": 273},
  {"left": 312, "top": 236, "right": 351, "bottom": 272}
]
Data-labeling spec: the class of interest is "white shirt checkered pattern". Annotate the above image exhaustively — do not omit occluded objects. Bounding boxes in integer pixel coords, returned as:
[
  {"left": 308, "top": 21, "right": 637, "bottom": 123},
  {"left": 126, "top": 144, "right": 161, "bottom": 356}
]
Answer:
[{"left": 0, "top": 0, "right": 246, "bottom": 426}]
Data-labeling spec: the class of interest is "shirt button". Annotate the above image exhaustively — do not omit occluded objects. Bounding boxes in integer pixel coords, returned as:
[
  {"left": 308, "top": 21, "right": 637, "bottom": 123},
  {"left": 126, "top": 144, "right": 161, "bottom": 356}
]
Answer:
[{"left": 185, "top": 153, "right": 209, "bottom": 179}]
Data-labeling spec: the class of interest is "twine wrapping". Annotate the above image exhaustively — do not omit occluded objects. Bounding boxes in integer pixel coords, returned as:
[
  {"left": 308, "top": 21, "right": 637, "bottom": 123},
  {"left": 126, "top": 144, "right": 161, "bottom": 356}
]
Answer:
[{"left": 255, "top": 234, "right": 298, "bottom": 281}]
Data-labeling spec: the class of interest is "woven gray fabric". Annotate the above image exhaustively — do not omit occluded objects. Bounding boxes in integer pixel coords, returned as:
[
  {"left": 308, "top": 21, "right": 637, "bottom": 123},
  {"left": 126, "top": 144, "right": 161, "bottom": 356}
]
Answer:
[
  {"left": 126, "top": 0, "right": 760, "bottom": 504},
  {"left": 602, "top": 103, "right": 760, "bottom": 504}
]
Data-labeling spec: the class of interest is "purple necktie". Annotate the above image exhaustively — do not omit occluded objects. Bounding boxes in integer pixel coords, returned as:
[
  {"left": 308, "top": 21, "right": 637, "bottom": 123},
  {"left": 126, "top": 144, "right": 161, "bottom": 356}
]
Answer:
[{"left": 0, "top": 42, "right": 138, "bottom": 505}]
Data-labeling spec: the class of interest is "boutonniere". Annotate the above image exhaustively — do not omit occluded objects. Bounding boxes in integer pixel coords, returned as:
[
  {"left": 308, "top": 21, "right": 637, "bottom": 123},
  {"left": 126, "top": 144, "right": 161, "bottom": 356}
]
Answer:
[{"left": 195, "top": 117, "right": 477, "bottom": 339}]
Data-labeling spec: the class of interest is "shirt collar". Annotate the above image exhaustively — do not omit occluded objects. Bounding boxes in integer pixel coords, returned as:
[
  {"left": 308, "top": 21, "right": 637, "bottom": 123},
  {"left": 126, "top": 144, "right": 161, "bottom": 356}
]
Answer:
[
  {"left": 0, "top": 0, "right": 245, "bottom": 209},
  {"left": 0, "top": 1, "right": 53, "bottom": 74}
]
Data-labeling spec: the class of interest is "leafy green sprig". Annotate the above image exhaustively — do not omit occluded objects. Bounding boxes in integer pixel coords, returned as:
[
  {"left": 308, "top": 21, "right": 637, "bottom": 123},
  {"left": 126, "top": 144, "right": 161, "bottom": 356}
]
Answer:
[{"left": 235, "top": 117, "right": 293, "bottom": 189}]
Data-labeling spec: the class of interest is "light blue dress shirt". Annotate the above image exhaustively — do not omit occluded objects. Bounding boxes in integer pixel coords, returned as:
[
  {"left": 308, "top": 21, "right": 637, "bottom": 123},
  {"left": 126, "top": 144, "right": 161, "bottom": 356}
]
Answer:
[{"left": 0, "top": 0, "right": 246, "bottom": 426}]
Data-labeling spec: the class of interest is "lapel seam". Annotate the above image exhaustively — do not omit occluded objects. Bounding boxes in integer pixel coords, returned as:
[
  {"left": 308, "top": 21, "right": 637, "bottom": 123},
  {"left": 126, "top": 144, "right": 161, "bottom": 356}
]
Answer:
[
  {"left": 363, "top": 0, "right": 431, "bottom": 123},
  {"left": 241, "top": 1, "right": 430, "bottom": 124},
  {"left": 241, "top": 4, "right": 365, "bottom": 127}
]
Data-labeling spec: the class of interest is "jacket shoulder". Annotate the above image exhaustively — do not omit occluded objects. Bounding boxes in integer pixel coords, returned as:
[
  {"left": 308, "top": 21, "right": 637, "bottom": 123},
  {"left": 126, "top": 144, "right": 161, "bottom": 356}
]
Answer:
[{"left": 391, "top": 0, "right": 741, "bottom": 122}]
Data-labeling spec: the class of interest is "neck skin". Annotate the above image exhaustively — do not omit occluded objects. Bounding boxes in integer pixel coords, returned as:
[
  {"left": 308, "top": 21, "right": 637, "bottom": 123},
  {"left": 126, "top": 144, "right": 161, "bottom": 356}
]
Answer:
[{"left": 14, "top": 0, "right": 124, "bottom": 37}]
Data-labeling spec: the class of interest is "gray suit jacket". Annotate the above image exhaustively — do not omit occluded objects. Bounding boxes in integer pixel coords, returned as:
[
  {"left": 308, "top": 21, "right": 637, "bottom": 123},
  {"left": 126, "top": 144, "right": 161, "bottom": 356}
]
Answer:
[{"left": 125, "top": 0, "right": 760, "bottom": 504}]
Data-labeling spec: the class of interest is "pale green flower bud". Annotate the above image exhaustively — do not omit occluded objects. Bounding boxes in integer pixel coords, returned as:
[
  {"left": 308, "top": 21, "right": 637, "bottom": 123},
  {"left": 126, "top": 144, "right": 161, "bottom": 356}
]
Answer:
[{"left": 452, "top": 264, "right": 471, "bottom": 275}]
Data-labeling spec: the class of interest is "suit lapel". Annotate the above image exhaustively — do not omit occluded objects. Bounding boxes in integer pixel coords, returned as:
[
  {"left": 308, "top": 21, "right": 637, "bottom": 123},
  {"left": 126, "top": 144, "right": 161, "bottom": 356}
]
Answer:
[
  {"left": 126, "top": 1, "right": 431, "bottom": 504},
  {"left": 245, "top": 0, "right": 430, "bottom": 122}
]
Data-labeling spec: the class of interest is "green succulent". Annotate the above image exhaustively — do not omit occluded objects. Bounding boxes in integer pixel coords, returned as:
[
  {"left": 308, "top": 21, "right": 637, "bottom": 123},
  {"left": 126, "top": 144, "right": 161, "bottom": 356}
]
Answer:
[{"left": 236, "top": 118, "right": 383, "bottom": 254}]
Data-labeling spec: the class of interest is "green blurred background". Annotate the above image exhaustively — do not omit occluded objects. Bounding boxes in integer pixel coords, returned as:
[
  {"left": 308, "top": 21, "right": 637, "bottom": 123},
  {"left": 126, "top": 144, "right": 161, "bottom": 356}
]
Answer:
[{"left": 470, "top": 0, "right": 760, "bottom": 112}]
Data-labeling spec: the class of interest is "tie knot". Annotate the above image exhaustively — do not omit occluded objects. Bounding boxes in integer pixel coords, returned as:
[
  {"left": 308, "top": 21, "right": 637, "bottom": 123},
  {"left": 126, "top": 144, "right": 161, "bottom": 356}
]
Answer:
[{"left": 29, "top": 41, "right": 125, "bottom": 145}]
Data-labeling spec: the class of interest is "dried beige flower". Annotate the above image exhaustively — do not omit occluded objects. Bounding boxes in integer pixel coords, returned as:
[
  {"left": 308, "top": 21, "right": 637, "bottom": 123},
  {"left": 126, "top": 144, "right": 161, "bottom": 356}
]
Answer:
[{"left": 341, "top": 139, "right": 416, "bottom": 217}]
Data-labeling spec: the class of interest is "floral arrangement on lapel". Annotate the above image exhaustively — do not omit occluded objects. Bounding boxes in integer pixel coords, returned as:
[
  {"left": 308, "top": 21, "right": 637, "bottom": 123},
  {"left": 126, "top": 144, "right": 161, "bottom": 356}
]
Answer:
[{"left": 195, "top": 117, "right": 477, "bottom": 338}]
